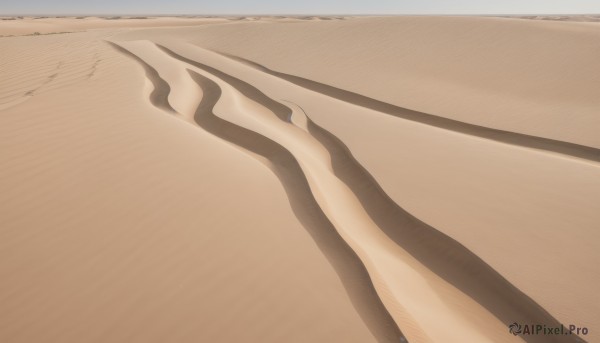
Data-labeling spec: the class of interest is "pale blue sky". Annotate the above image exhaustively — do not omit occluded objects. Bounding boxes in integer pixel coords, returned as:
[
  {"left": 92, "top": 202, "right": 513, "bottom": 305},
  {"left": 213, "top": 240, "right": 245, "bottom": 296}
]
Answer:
[{"left": 2, "top": 0, "right": 600, "bottom": 15}]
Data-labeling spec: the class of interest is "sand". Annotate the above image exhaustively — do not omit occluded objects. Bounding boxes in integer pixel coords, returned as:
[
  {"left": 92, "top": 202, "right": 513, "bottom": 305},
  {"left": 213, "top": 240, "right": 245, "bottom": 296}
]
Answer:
[{"left": 1, "top": 16, "right": 598, "bottom": 343}]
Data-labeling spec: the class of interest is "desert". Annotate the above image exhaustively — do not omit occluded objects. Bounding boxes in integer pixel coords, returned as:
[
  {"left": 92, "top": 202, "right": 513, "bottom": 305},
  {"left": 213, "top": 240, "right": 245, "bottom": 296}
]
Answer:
[{"left": 1, "top": 13, "right": 599, "bottom": 343}]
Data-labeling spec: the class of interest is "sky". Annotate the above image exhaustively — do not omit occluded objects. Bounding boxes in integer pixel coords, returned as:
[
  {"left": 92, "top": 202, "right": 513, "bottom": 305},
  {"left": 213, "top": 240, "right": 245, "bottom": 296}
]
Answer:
[{"left": 2, "top": 0, "right": 600, "bottom": 15}]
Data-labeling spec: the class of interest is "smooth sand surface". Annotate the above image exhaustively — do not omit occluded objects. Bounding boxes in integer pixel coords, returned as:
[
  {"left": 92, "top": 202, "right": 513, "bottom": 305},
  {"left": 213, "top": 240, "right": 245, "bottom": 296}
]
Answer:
[{"left": 1, "top": 16, "right": 598, "bottom": 343}]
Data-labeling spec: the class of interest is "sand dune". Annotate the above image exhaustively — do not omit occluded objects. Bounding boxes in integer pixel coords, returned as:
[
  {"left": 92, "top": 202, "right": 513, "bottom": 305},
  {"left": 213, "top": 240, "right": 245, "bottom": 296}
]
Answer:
[
  {"left": 0, "top": 16, "right": 227, "bottom": 36},
  {"left": 1, "top": 16, "right": 598, "bottom": 343},
  {"left": 171, "top": 16, "right": 600, "bottom": 148},
  {"left": 217, "top": 52, "right": 599, "bottom": 163}
]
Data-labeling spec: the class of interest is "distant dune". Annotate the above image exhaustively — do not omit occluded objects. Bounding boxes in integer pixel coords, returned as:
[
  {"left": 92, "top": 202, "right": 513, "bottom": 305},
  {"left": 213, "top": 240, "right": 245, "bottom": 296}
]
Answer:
[
  {"left": 503, "top": 15, "right": 600, "bottom": 22},
  {"left": 1, "top": 15, "right": 598, "bottom": 343}
]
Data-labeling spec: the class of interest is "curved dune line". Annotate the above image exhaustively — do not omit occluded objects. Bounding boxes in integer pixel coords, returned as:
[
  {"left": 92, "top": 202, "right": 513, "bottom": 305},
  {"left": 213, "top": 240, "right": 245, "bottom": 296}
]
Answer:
[
  {"left": 154, "top": 45, "right": 586, "bottom": 342},
  {"left": 112, "top": 41, "right": 203, "bottom": 120},
  {"left": 106, "top": 41, "right": 176, "bottom": 113},
  {"left": 286, "top": 101, "right": 585, "bottom": 343},
  {"left": 108, "top": 42, "right": 405, "bottom": 343},
  {"left": 186, "top": 70, "right": 406, "bottom": 343},
  {"left": 155, "top": 45, "right": 291, "bottom": 122},
  {"left": 152, "top": 47, "right": 528, "bottom": 340},
  {"left": 215, "top": 52, "right": 600, "bottom": 164},
  {"left": 112, "top": 42, "right": 586, "bottom": 342},
  {"left": 156, "top": 45, "right": 497, "bottom": 342}
]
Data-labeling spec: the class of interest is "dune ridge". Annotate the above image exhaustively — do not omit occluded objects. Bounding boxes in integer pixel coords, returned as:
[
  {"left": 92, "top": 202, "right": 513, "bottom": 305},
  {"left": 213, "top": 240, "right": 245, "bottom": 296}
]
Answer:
[
  {"left": 152, "top": 43, "right": 582, "bottom": 341},
  {"left": 109, "top": 41, "right": 405, "bottom": 343},
  {"left": 2, "top": 30, "right": 389, "bottom": 343},
  {"left": 2, "top": 16, "right": 598, "bottom": 343},
  {"left": 107, "top": 42, "right": 175, "bottom": 113},
  {"left": 187, "top": 70, "right": 405, "bottom": 343},
  {"left": 109, "top": 39, "right": 587, "bottom": 342},
  {"left": 216, "top": 52, "right": 600, "bottom": 163}
]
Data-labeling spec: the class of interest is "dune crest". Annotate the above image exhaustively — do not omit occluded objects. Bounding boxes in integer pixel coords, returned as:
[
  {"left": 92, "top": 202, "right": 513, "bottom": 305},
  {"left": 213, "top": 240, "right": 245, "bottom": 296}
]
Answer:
[
  {"left": 109, "top": 39, "right": 587, "bottom": 342},
  {"left": 1, "top": 16, "right": 598, "bottom": 343}
]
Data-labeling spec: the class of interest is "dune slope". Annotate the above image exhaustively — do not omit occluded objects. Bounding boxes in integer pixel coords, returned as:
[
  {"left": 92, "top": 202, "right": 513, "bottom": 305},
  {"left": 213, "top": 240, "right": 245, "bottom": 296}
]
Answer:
[{"left": 1, "top": 16, "right": 598, "bottom": 343}]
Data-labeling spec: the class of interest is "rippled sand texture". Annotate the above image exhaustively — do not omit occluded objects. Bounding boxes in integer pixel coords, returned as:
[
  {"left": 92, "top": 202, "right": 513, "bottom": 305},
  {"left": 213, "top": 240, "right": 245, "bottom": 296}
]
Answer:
[{"left": 1, "top": 16, "right": 599, "bottom": 343}]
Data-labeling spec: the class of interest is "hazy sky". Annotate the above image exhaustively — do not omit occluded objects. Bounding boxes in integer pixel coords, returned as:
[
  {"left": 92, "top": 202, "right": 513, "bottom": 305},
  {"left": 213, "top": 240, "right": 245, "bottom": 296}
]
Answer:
[{"left": 3, "top": 0, "right": 600, "bottom": 15}]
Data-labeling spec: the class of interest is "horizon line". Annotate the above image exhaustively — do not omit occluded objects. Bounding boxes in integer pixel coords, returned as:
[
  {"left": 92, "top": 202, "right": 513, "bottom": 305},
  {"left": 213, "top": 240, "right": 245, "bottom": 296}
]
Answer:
[{"left": 2, "top": 13, "right": 600, "bottom": 17}]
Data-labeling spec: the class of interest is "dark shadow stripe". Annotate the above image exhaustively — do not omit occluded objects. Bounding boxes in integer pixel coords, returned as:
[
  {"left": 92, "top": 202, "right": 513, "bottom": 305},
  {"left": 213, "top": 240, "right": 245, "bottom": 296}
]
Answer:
[
  {"left": 296, "top": 103, "right": 585, "bottom": 343},
  {"left": 187, "top": 69, "right": 406, "bottom": 343},
  {"left": 163, "top": 43, "right": 585, "bottom": 341},
  {"left": 218, "top": 52, "right": 600, "bottom": 163},
  {"left": 106, "top": 41, "right": 176, "bottom": 113},
  {"left": 155, "top": 44, "right": 290, "bottom": 122}
]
